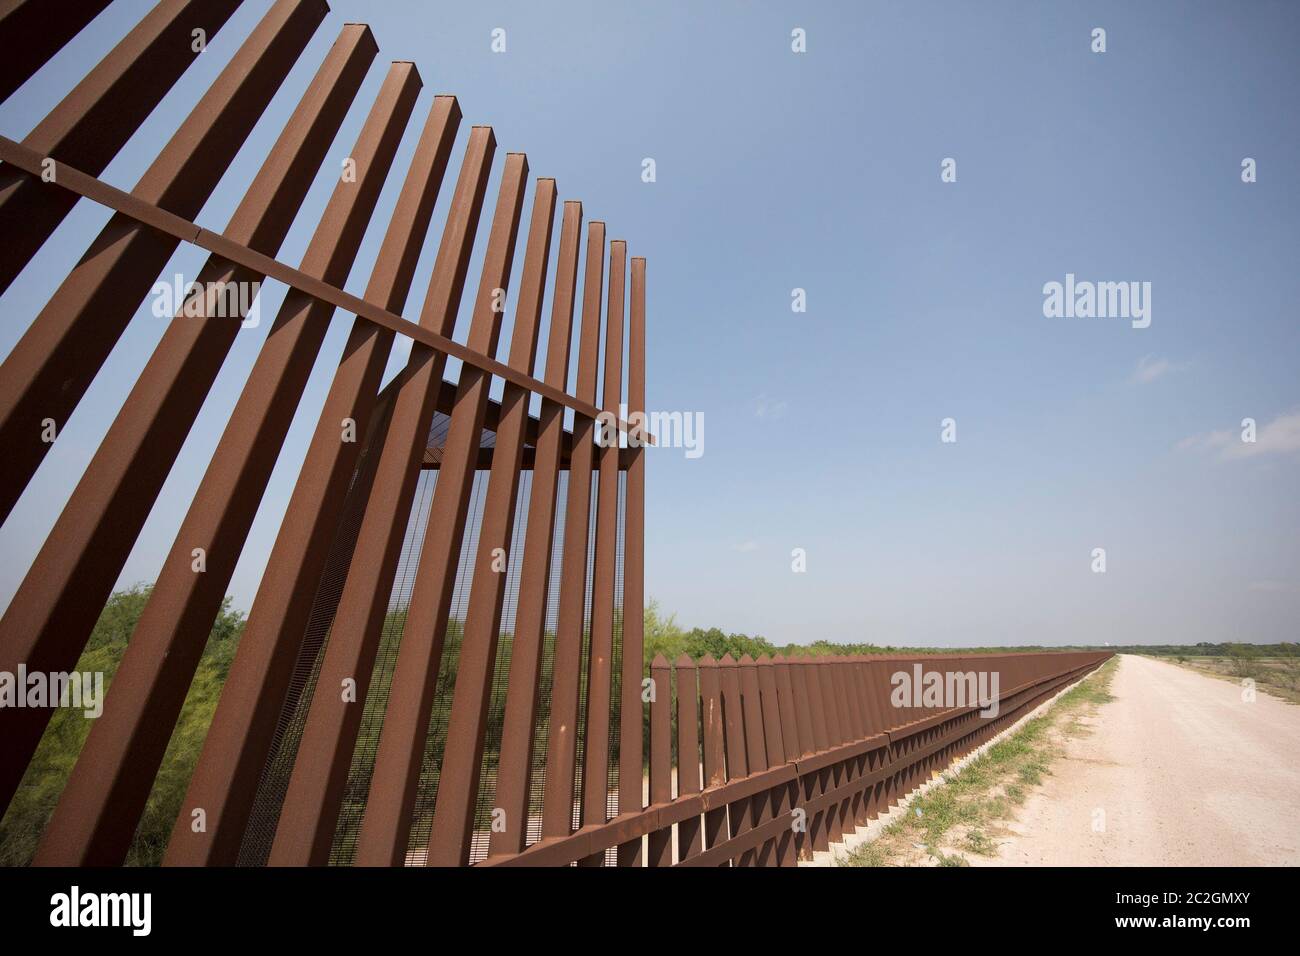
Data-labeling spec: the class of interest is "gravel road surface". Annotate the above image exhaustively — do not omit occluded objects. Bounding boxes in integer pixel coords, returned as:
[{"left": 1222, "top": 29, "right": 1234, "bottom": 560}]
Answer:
[{"left": 980, "top": 654, "right": 1300, "bottom": 866}]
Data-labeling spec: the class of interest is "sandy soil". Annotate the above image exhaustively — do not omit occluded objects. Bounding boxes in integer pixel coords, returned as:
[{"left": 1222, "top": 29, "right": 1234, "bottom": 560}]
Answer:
[{"left": 976, "top": 654, "right": 1300, "bottom": 866}]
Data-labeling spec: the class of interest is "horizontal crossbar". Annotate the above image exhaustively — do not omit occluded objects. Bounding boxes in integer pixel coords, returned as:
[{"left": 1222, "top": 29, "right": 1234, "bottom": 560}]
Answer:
[{"left": 0, "top": 135, "right": 652, "bottom": 445}]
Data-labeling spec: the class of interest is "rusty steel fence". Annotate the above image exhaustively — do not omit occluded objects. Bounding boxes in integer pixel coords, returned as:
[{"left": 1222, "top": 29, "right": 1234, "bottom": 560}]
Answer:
[{"left": 0, "top": 0, "right": 1110, "bottom": 868}]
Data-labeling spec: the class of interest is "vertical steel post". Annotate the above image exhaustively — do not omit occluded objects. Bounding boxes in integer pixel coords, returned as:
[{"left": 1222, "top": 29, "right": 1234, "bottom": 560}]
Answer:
[
  {"left": 718, "top": 653, "right": 749, "bottom": 866},
  {"left": 797, "top": 657, "right": 832, "bottom": 852},
  {"left": 0, "top": 0, "right": 326, "bottom": 519},
  {"left": 0, "top": 0, "right": 113, "bottom": 104},
  {"left": 616, "top": 254, "right": 647, "bottom": 864},
  {"left": 738, "top": 654, "right": 772, "bottom": 866},
  {"left": 674, "top": 653, "right": 704, "bottom": 862},
  {"left": 0, "top": 22, "right": 372, "bottom": 820},
  {"left": 487, "top": 200, "right": 583, "bottom": 858},
  {"left": 167, "top": 93, "right": 462, "bottom": 867},
  {"left": 0, "top": 0, "right": 244, "bottom": 292},
  {"left": 259, "top": 126, "right": 495, "bottom": 868},
  {"left": 538, "top": 221, "right": 605, "bottom": 841},
  {"left": 771, "top": 654, "right": 805, "bottom": 862},
  {"left": 354, "top": 151, "right": 529, "bottom": 867},
  {"left": 423, "top": 176, "right": 557, "bottom": 867},
  {"left": 757, "top": 655, "right": 797, "bottom": 866},
  {"left": 33, "top": 62, "right": 418, "bottom": 867},
  {"left": 578, "top": 239, "right": 625, "bottom": 865},
  {"left": 816, "top": 659, "right": 847, "bottom": 843},
  {"left": 646, "top": 654, "right": 673, "bottom": 866},
  {"left": 697, "top": 654, "right": 728, "bottom": 855}
]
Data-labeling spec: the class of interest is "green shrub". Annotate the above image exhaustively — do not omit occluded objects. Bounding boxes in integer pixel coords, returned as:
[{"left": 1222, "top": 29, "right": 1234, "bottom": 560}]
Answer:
[{"left": 0, "top": 584, "right": 244, "bottom": 866}]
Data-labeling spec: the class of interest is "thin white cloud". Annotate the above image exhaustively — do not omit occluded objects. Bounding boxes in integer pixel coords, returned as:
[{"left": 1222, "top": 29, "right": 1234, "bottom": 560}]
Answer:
[
  {"left": 1130, "top": 354, "right": 1188, "bottom": 385},
  {"left": 1179, "top": 409, "right": 1300, "bottom": 461},
  {"left": 731, "top": 540, "right": 759, "bottom": 553},
  {"left": 755, "top": 394, "right": 788, "bottom": 420},
  {"left": 1176, "top": 428, "right": 1233, "bottom": 453}
]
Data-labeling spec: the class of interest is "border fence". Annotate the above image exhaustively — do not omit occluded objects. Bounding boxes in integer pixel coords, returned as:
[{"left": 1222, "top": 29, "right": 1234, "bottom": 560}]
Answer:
[{"left": 0, "top": 0, "right": 1110, "bottom": 867}]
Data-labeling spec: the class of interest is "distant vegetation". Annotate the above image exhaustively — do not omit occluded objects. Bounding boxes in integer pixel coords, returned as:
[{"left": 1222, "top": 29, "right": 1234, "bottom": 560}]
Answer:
[
  {"left": 646, "top": 600, "right": 926, "bottom": 660},
  {"left": 1102, "top": 642, "right": 1299, "bottom": 659},
  {"left": 646, "top": 601, "right": 1300, "bottom": 660},
  {"left": 1151, "top": 644, "right": 1300, "bottom": 705}
]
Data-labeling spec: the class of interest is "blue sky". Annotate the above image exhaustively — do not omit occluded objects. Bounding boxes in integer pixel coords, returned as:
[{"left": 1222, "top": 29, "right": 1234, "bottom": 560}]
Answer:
[{"left": 1, "top": 0, "right": 1297, "bottom": 646}]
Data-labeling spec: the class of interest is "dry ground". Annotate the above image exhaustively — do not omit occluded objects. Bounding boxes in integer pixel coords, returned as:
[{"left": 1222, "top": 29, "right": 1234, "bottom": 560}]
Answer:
[{"left": 844, "top": 654, "right": 1300, "bottom": 866}]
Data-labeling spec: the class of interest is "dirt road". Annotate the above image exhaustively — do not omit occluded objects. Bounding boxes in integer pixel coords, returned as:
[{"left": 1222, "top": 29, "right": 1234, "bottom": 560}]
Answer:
[{"left": 981, "top": 654, "right": 1300, "bottom": 866}]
